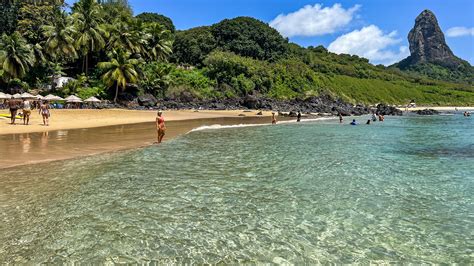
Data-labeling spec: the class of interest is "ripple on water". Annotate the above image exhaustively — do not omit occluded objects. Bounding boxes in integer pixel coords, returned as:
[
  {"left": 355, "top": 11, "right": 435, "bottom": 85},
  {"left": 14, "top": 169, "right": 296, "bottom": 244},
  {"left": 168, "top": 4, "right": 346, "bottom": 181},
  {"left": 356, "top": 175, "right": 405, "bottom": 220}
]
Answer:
[{"left": 0, "top": 115, "right": 472, "bottom": 263}]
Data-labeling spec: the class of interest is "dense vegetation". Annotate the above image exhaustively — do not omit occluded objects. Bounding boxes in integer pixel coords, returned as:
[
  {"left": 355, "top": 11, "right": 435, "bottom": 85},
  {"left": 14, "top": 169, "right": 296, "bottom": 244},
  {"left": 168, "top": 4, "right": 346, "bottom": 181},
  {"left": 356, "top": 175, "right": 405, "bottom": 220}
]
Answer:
[{"left": 1, "top": 0, "right": 473, "bottom": 106}]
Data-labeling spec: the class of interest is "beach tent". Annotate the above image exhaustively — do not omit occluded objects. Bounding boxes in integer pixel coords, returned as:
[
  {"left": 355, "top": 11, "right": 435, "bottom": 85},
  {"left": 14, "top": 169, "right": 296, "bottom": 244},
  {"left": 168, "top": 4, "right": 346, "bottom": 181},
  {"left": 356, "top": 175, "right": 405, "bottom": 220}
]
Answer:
[
  {"left": 12, "top": 93, "right": 22, "bottom": 99},
  {"left": 84, "top": 96, "right": 101, "bottom": 103},
  {"left": 20, "top": 92, "right": 35, "bottom": 99},
  {"left": 65, "top": 95, "right": 83, "bottom": 103},
  {"left": 0, "top": 92, "right": 9, "bottom": 99}
]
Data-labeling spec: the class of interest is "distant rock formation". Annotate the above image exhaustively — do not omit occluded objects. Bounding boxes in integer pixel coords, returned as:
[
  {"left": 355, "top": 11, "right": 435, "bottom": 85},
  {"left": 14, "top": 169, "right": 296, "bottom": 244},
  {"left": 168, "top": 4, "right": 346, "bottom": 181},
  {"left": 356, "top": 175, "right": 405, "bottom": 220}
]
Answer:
[
  {"left": 394, "top": 10, "right": 473, "bottom": 83},
  {"left": 399, "top": 10, "right": 462, "bottom": 68}
]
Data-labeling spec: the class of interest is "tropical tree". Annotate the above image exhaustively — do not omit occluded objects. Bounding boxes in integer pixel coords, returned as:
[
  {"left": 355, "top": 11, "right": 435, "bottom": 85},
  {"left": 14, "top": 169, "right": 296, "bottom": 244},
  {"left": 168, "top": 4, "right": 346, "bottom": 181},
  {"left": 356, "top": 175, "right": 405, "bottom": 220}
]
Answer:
[
  {"left": 43, "top": 10, "right": 78, "bottom": 61},
  {"left": 98, "top": 50, "right": 140, "bottom": 102},
  {"left": 72, "top": 0, "right": 106, "bottom": 75},
  {"left": 106, "top": 19, "right": 148, "bottom": 56},
  {"left": 0, "top": 32, "right": 34, "bottom": 80},
  {"left": 144, "top": 22, "right": 173, "bottom": 62}
]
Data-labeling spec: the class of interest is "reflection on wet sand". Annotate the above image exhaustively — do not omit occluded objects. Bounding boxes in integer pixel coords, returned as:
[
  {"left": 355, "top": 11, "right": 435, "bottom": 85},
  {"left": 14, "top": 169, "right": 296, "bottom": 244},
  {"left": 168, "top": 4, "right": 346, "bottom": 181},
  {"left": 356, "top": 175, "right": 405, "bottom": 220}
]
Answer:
[{"left": 0, "top": 117, "right": 274, "bottom": 169}]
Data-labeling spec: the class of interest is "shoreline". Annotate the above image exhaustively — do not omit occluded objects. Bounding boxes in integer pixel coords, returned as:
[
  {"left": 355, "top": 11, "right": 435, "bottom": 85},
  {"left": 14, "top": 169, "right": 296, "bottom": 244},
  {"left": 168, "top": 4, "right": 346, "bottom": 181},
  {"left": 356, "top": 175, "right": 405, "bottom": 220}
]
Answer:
[
  {"left": 0, "top": 109, "right": 272, "bottom": 135},
  {"left": 0, "top": 115, "right": 288, "bottom": 169}
]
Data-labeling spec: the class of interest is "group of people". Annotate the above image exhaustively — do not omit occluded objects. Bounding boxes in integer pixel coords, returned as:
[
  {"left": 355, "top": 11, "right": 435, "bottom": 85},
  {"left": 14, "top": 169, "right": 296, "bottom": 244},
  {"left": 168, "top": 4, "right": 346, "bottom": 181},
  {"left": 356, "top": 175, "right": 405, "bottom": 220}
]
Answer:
[
  {"left": 6, "top": 97, "right": 51, "bottom": 126},
  {"left": 464, "top": 111, "right": 471, "bottom": 117},
  {"left": 339, "top": 112, "right": 385, "bottom": 125}
]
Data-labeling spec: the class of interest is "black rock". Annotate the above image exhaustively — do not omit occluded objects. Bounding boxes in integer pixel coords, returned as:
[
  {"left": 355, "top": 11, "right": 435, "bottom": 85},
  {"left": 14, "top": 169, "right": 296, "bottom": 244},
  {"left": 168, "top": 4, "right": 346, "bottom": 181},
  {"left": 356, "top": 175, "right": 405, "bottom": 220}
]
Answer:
[
  {"left": 137, "top": 94, "right": 158, "bottom": 107},
  {"left": 376, "top": 103, "right": 403, "bottom": 116},
  {"left": 415, "top": 109, "right": 440, "bottom": 115}
]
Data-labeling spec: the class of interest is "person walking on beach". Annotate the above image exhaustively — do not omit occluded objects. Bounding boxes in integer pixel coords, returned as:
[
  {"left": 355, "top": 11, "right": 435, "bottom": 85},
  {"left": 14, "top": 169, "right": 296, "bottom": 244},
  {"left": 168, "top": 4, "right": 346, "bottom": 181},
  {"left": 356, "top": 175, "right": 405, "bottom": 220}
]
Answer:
[
  {"left": 39, "top": 101, "right": 50, "bottom": 126},
  {"left": 339, "top": 113, "right": 343, "bottom": 123},
  {"left": 156, "top": 111, "right": 166, "bottom": 144},
  {"left": 7, "top": 97, "right": 20, "bottom": 125},
  {"left": 272, "top": 112, "right": 277, "bottom": 124},
  {"left": 22, "top": 98, "right": 31, "bottom": 125},
  {"left": 297, "top": 111, "right": 302, "bottom": 122}
]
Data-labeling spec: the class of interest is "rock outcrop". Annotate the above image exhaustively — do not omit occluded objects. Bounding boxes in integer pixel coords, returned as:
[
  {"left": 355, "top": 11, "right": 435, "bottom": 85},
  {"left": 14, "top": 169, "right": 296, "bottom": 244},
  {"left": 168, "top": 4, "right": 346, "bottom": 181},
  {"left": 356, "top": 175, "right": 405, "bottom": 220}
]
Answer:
[
  {"left": 415, "top": 109, "right": 440, "bottom": 115},
  {"left": 397, "top": 10, "right": 466, "bottom": 69},
  {"left": 376, "top": 103, "right": 403, "bottom": 116}
]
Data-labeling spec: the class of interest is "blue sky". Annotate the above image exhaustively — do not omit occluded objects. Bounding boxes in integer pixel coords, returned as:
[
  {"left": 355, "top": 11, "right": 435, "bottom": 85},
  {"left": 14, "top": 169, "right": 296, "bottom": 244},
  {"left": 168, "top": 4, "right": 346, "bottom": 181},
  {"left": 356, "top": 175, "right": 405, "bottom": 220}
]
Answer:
[{"left": 68, "top": 0, "right": 474, "bottom": 65}]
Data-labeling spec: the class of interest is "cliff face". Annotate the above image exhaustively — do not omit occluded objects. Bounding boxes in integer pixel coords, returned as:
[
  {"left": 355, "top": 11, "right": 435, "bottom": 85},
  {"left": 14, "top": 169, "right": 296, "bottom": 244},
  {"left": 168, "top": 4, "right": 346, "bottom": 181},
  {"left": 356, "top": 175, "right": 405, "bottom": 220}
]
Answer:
[
  {"left": 395, "top": 10, "right": 473, "bottom": 83},
  {"left": 406, "top": 10, "right": 457, "bottom": 66}
]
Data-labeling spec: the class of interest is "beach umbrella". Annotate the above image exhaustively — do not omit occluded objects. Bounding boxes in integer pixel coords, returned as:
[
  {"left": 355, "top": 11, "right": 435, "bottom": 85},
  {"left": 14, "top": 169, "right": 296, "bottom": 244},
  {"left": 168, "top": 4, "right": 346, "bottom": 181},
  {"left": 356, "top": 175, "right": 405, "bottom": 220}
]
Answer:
[
  {"left": 44, "top": 94, "right": 63, "bottom": 101},
  {"left": 84, "top": 96, "right": 101, "bottom": 103},
  {"left": 65, "top": 95, "right": 83, "bottom": 103},
  {"left": 36, "top": 95, "right": 44, "bottom": 100},
  {"left": 13, "top": 93, "right": 22, "bottom": 99},
  {"left": 20, "top": 92, "right": 35, "bottom": 99},
  {"left": 0, "top": 92, "right": 8, "bottom": 99}
]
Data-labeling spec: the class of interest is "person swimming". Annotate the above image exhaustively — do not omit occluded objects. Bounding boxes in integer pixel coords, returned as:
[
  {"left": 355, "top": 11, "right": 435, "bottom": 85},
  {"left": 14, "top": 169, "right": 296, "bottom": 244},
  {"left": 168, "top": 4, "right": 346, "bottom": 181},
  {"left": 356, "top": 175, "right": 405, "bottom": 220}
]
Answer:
[
  {"left": 350, "top": 119, "right": 358, "bottom": 125},
  {"left": 156, "top": 111, "right": 166, "bottom": 144}
]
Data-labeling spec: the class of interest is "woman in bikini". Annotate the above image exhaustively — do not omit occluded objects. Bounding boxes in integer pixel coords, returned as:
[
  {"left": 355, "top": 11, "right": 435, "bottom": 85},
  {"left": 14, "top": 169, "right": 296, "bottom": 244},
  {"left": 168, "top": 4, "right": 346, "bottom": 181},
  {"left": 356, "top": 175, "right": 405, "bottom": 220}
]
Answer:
[
  {"left": 156, "top": 111, "right": 166, "bottom": 144},
  {"left": 39, "top": 100, "right": 50, "bottom": 126}
]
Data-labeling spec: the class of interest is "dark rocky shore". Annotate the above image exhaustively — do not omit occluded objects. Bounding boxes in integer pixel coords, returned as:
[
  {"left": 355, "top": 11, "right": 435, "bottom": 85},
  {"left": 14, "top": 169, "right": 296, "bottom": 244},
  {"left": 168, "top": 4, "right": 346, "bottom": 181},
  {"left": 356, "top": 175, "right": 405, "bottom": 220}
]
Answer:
[{"left": 125, "top": 94, "right": 374, "bottom": 116}]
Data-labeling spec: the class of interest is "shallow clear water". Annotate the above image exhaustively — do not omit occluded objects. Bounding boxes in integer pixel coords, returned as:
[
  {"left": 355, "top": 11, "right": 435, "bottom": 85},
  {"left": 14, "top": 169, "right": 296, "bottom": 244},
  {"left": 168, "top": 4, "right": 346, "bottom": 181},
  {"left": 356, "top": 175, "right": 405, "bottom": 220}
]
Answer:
[{"left": 0, "top": 115, "right": 473, "bottom": 263}]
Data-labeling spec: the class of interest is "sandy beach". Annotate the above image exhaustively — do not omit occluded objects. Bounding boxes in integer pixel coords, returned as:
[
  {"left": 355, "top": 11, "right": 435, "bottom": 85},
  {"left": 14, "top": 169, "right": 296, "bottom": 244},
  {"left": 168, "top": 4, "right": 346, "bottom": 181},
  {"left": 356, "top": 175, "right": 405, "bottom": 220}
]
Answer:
[
  {"left": 399, "top": 106, "right": 474, "bottom": 111},
  {"left": 0, "top": 109, "right": 271, "bottom": 135},
  {"left": 0, "top": 109, "right": 276, "bottom": 169}
]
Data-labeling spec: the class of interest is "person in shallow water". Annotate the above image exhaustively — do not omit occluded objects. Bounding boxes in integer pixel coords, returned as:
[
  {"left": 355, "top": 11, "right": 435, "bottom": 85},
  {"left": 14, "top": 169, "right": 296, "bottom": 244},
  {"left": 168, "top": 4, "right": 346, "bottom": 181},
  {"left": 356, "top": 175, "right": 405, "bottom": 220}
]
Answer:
[
  {"left": 366, "top": 119, "right": 371, "bottom": 125},
  {"left": 156, "top": 111, "right": 166, "bottom": 143},
  {"left": 372, "top": 113, "right": 377, "bottom": 122},
  {"left": 350, "top": 119, "right": 358, "bottom": 125},
  {"left": 297, "top": 111, "right": 302, "bottom": 122},
  {"left": 272, "top": 112, "right": 277, "bottom": 124},
  {"left": 339, "top": 113, "right": 343, "bottom": 123}
]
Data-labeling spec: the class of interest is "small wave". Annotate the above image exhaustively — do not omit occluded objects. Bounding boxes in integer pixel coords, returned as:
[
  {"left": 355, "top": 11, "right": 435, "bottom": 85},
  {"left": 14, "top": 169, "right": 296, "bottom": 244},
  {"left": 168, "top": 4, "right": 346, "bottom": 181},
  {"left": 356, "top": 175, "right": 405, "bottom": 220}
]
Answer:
[{"left": 188, "top": 116, "right": 337, "bottom": 132}]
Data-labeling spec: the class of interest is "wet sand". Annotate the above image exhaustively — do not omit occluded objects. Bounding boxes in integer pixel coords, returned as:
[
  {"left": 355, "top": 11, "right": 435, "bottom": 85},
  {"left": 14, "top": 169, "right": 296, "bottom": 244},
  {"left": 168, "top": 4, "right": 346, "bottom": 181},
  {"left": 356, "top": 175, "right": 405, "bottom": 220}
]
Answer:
[
  {"left": 0, "top": 116, "right": 282, "bottom": 169},
  {"left": 0, "top": 109, "right": 272, "bottom": 135}
]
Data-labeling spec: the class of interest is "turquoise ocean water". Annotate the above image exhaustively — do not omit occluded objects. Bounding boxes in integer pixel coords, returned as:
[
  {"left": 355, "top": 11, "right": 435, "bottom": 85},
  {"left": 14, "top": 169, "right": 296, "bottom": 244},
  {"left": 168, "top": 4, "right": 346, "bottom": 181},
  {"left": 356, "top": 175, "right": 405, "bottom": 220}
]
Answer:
[{"left": 0, "top": 114, "right": 472, "bottom": 263}]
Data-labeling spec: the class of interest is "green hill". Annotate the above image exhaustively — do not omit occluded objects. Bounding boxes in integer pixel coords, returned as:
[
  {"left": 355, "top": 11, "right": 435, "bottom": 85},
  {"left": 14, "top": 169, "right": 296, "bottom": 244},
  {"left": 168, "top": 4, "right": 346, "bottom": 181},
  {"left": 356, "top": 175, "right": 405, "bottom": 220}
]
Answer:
[{"left": 0, "top": 1, "right": 473, "bottom": 106}]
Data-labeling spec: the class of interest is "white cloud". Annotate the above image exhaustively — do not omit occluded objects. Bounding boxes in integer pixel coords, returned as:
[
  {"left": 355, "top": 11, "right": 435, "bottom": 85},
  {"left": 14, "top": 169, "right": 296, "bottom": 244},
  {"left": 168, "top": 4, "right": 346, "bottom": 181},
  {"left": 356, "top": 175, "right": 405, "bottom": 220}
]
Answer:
[
  {"left": 269, "top": 3, "right": 360, "bottom": 37},
  {"left": 446, "top": 27, "right": 474, "bottom": 37},
  {"left": 328, "top": 25, "right": 410, "bottom": 65}
]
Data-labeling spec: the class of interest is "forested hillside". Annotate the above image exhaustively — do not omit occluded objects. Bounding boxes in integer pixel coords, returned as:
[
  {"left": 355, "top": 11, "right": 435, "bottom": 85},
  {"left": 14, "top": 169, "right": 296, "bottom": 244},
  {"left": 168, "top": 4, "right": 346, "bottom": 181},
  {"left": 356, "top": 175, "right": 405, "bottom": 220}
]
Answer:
[{"left": 1, "top": 0, "right": 473, "bottom": 106}]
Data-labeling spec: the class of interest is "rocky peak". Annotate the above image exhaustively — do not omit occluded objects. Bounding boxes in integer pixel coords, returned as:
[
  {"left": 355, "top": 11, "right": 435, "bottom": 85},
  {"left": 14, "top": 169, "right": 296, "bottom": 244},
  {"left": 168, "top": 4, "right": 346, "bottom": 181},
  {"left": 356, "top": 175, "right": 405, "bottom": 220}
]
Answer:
[{"left": 406, "top": 9, "right": 459, "bottom": 66}]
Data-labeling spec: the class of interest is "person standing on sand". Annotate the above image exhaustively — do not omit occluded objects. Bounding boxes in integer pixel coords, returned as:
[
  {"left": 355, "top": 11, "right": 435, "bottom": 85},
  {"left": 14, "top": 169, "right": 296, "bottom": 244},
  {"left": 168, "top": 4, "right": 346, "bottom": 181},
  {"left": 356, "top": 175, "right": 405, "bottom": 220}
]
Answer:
[
  {"left": 272, "top": 112, "right": 277, "bottom": 124},
  {"left": 156, "top": 111, "right": 166, "bottom": 144},
  {"left": 22, "top": 98, "right": 31, "bottom": 125},
  {"left": 39, "top": 101, "right": 50, "bottom": 126},
  {"left": 297, "top": 111, "right": 302, "bottom": 122},
  {"left": 8, "top": 97, "right": 20, "bottom": 125}
]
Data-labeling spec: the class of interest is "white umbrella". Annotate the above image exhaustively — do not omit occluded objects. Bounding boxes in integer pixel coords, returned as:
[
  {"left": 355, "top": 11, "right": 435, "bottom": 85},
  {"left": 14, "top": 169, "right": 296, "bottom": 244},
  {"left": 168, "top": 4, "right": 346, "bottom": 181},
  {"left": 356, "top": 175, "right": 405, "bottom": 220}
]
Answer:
[
  {"left": 20, "top": 92, "right": 35, "bottom": 99},
  {"left": 84, "top": 96, "right": 101, "bottom": 103},
  {"left": 13, "top": 93, "right": 22, "bottom": 99},
  {"left": 36, "top": 95, "right": 44, "bottom": 100},
  {"left": 65, "top": 95, "right": 83, "bottom": 103},
  {"left": 43, "top": 94, "right": 64, "bottom": 101},
  {"left": 0, "top": 92, "right": 8, "bottom": 99}
]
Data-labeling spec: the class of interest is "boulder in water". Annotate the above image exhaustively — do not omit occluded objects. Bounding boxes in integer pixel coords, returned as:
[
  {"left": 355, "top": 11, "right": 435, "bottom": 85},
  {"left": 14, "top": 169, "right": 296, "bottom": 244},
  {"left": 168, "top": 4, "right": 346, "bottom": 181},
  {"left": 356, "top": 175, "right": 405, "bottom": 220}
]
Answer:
[{"left": 415, "top": 109, "right": 440, "bottom": 115}]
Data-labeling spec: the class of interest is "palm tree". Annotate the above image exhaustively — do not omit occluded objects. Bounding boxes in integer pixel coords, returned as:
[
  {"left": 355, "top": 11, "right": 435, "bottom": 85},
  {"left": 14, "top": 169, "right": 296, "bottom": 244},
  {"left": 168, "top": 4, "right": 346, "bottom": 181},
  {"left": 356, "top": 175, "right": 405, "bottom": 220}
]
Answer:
[
  {"left": 98, "top": 50, "right": 140, "bottom": 102},
  {"left": 72, "top": 0, "right": 106, "bottom": 75},
  {"left": 43, "top": 10, "right": 78, "bottom": 61},
  {"left": 0, "top": 32, "right": 34, "bottom": 80},
  {"left": 144, "top": 22, "right": 173, "bottom": 62},
  {"left": 106, "top": 19, "right": 147, "bottom": 56}
]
